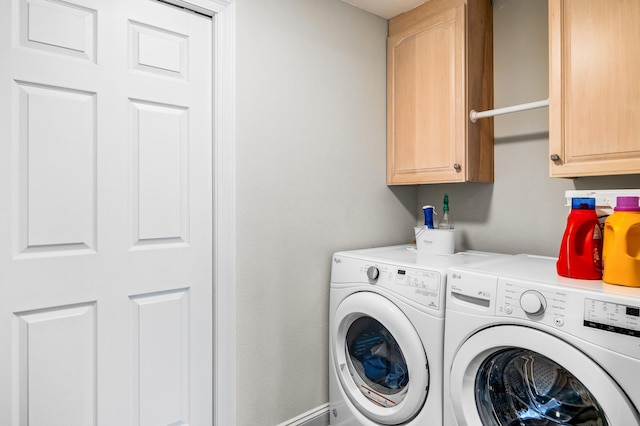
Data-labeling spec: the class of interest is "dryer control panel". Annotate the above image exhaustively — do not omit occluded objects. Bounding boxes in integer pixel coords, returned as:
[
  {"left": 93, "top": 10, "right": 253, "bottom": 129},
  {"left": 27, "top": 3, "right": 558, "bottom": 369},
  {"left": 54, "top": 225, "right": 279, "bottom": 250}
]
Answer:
[
  {"left": 394, "top": 267, "right": 442, "bottom": 307},
  {"left": 361, "top": 262, "right": 444, "bottom": 313}
]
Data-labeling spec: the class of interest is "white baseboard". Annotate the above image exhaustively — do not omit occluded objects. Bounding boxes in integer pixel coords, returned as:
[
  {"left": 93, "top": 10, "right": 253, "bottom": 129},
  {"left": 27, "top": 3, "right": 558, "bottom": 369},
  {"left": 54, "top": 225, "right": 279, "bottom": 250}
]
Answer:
[{"left": 277, "top": 403, "right": 330, "bottom": 426}]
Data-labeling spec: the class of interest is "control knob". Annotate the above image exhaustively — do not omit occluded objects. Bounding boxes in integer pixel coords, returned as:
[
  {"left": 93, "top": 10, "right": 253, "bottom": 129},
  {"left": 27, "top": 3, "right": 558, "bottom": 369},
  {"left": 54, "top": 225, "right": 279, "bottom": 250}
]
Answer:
[
  {"left": 520, "top": 290, "right": 546, "bottom": 316},
  {"left": 366, "top": 266, "right": 379, "bottom": 281}
]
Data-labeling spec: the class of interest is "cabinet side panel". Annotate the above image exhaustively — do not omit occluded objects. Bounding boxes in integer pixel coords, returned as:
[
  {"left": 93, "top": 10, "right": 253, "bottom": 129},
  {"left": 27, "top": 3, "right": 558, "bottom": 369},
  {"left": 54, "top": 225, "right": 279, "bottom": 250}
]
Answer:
[
  {"left": 549, "top": 0, "right": 563, "bottom": 176},
  {"left": 466, "top": 0, "right": 494, "bottom": 182}
]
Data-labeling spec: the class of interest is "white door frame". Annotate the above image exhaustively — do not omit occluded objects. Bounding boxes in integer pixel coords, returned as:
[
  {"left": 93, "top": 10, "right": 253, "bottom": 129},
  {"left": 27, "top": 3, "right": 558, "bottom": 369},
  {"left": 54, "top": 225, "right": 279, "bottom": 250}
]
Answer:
[
  {"left": 161, "top": 1, "right": 237, "bottom": 425},
  {"left": 212, "top": 3, "right": 237, "bottom": 426}
]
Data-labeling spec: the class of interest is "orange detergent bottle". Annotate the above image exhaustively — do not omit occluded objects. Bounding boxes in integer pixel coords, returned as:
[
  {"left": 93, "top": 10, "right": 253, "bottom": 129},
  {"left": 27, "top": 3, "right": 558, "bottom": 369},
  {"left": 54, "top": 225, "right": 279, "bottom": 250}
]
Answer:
[
  {"left": 603, "top": 196, "right": 640, "bottom": 287},
  {"left": 557, "top": 197, "right": 602, "bottom": 279}
]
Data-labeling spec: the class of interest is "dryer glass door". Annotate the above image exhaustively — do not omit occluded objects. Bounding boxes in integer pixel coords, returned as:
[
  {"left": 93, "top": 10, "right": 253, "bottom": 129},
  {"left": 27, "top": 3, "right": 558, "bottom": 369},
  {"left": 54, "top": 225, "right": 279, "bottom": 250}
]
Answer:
[
  {"left": 332, "top": 291, "right": 429, "bottom": 425},
  {"left": 345, "top": 316, "right": 409, "bottom": 405}
]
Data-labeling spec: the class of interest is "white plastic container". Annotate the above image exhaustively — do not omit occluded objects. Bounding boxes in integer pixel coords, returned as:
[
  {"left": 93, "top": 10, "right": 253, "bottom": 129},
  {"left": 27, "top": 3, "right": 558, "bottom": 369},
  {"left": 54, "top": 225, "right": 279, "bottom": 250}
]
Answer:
[{"left": 414, "top": 226, "right": 455, "bottom": 255}]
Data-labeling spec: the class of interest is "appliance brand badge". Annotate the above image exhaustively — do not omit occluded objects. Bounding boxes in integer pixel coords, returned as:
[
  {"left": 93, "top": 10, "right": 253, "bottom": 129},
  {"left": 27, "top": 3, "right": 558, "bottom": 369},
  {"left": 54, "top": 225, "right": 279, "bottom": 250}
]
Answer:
[
  {"left": 333, "top": 257, "right": 342, "bottom": 264},
  {"left": 451, "top": 273, "right": 462, "bottom": 279}
]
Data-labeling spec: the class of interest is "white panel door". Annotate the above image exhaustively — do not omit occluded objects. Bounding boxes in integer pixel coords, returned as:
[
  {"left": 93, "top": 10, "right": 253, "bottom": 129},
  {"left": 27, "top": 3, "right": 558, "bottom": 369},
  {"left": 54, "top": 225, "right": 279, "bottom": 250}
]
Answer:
[{"left": 0, "top": 0, "right": 212, "bottom": 425}]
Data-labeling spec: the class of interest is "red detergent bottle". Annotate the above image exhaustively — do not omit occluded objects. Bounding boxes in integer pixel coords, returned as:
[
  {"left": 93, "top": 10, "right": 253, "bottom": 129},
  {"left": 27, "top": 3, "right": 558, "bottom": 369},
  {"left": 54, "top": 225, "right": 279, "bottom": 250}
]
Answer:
[{"left": 557, "top": 197, "right": 603, "bottom": 279}]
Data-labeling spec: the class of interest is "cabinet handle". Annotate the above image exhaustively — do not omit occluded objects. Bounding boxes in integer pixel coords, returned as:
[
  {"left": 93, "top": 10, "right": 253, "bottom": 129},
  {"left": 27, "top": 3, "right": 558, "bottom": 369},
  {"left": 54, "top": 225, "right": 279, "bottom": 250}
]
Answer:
[
  {"left": 453, "top": 163, "right": 462, "bottom": 171},
  {"left": 550, "top": 154, "right": 561, "bottom": 161}
]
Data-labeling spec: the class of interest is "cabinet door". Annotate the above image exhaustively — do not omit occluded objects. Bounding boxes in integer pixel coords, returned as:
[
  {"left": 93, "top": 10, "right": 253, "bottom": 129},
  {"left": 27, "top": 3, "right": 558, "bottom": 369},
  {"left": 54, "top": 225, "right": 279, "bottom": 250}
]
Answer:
[
  {"left": 387, "top": 5, "right": 466, "bottom": 184},
  {"left": 550, "top": 0, "right": 640, "bottom": 177}
]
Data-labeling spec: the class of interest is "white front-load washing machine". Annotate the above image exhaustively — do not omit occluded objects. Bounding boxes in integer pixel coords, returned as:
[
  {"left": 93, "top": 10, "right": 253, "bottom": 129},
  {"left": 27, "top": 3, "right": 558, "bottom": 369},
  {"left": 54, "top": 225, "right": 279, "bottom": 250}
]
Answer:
[
  {"left": 329, "top": 245, "right": 507, "bottom": 426},
  {"left": 443, "top": 254, "right": 640, "bottom": 426}
]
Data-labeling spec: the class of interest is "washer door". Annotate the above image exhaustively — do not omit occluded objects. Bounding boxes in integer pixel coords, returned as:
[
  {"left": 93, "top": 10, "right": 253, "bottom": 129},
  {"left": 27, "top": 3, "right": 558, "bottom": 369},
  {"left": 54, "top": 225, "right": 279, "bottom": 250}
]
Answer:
[
  {"left": 332, "top": 291, "right": 429, "bottom": 425},
  {"left": 449, "top": 325, "right": 640, "bottom": 426}
]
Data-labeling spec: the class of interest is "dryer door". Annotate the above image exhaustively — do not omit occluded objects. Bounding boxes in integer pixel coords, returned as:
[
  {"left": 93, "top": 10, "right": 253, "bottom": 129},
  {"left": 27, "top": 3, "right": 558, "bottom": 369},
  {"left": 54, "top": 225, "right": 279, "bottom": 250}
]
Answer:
[
  {"left": 448, "top": 325, "right": 640, "bottom": 426},
  {"left": 332, "top": 291, "right": 429, "bottom": 425}
]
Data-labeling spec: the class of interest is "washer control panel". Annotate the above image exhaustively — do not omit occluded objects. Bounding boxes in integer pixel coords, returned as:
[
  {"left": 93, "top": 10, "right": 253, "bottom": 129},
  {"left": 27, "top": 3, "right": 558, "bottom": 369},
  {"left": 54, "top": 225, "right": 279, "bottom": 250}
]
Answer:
[
  {"left": 496, "top": 280, "right": 568, "bottom": 325},
  {"left": 494, "top": 278, "right": 640, "bottom": 360},
  {"left": 584, "top": 299, "right": 640, "bottom": 338},
  {"left": 519, "top": 290, "right": 547, "bottom": 316}
]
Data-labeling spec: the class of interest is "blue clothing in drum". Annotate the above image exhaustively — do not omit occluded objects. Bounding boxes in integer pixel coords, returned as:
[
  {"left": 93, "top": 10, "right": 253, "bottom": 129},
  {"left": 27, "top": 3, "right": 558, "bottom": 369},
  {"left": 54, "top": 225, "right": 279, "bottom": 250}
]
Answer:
[{"left": 349, "top": 319, "right": 409, "bottom": 391}]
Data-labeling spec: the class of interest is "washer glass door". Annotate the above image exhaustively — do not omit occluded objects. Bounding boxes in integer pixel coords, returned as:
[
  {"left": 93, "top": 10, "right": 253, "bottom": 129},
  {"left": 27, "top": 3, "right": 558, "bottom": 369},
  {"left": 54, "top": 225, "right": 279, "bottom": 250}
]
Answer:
[
  {"left": 475, "top": 348, "right": 606, "bottom": 425},
  {"left": 332, "top": 291, "right": 429, "bottom": 425},
  {"left": 448, "top": 325, "right": 640, "bottom": 426}
]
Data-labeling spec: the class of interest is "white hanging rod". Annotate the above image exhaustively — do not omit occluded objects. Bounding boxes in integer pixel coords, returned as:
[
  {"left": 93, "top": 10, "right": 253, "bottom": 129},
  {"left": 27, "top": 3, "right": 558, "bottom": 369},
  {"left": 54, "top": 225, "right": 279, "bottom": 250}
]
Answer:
[{"left": 470, "top": 98, "right": 549, "bottom": 123}]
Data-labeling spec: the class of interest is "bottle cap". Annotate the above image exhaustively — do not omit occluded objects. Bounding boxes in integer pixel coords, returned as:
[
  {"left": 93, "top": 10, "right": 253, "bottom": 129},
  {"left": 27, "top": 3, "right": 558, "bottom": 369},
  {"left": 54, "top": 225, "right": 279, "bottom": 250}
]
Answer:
[
  {"left": 422, "top": 205, "right": 438, "bottom": 215},
  {"left": 614, "top": 196, "right": 640, "bottom": 212},
  {"left": 571, "top": 197, "right": 595, "bottom": 210}
]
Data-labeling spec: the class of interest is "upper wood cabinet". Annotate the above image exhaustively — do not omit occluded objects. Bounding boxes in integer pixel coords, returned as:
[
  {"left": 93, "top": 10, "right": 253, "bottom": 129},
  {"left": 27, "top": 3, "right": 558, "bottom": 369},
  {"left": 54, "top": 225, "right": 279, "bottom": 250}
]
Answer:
[
  {"left": 549, "top": 0, "right": 640, "bottom": 177},
  {"left": 387, "top": 0, "right": 493, "bottom": 185}
]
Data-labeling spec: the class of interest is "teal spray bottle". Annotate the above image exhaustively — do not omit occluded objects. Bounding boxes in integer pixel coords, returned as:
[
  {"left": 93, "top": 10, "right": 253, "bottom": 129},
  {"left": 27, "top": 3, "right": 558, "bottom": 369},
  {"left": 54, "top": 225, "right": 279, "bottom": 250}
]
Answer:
[{"left": 437, "top": 194, "right": 454, "bottom": 229}]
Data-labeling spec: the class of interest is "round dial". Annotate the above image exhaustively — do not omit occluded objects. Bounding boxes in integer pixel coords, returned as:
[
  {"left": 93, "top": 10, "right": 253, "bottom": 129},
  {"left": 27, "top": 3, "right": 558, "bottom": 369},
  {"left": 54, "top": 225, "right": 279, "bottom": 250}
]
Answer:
[
  {"left": 366, "top": 266, "right": 379, "bottom": 281},
  {"left": 520, "top": 290, "right": 546, "bottom": 316}
]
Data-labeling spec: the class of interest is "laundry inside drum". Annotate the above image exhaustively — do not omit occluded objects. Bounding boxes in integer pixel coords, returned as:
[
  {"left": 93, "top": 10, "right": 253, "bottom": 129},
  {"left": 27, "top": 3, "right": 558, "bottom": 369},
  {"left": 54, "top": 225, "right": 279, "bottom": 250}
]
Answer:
[{"left": 345, "top": 316, "right": 412, "bottom": 407}]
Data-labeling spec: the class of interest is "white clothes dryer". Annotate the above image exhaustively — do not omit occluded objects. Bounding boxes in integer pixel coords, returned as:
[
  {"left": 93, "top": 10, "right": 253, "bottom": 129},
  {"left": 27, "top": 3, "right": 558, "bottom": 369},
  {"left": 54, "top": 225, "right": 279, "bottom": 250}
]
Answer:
[
  {"left": 329, "top": 245, "right": 507, "bottom": 426},
  {"left": 443, "top": 254, "right": 640, "bottom": 426}
]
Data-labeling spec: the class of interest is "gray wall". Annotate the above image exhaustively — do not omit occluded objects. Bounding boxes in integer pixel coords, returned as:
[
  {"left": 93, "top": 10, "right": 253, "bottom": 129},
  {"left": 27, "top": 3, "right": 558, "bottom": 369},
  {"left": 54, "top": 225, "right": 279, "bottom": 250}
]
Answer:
[
  {"left": 418, "top": 0, "right": 640, "bottom": 256},
  {"left": 235, "top": 1, "right": 640, "bottom": 425},
  {"left": 235, "top": 1, "right": 415, "bottom": 425}
]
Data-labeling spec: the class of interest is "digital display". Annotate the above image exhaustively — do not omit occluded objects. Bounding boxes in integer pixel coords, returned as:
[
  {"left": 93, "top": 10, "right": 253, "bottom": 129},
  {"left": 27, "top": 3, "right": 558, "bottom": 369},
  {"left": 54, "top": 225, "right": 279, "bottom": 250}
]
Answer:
[
  {"left": 397, "top": 270, "right": 406, "bottom": 275},
  {"left": 584, "top": 299, "right": 640, "bottom": 338},
  {"left": 626, "top": 306, "right": 640, "bottom": 317}
]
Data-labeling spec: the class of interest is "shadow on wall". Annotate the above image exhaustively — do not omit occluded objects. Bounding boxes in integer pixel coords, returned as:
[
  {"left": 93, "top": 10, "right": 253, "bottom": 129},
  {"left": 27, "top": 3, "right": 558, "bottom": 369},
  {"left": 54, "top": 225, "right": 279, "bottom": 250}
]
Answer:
[
  {"left": 418, "top": 183, "right": 494, "bottom": 225},
  {"left": 415, "top": 182, "right": 493, "bottom": 252},
  {"left": 388, "top": 185, "right": 419, "bottom": 219},
  {"left": 494, "top": 131, "right": 549, "bottom": 145},
  {"left": 574, "top": 175, "right": 640, "bottom": 191}
]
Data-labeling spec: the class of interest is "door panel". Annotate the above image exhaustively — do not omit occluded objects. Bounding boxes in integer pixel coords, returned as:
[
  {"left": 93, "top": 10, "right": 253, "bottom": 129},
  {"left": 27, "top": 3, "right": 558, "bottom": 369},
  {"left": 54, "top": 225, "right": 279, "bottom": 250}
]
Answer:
[
  {"left": 131, "top": 99, "right": 188, "bottom": 245},
  {"left": 19, "top": 0, "right": 97, "bottom": 62},
  {"left": 15, "top": 303, "right": 97, "bottom": 426},
  {"left": 0, "top": 0, "right": 212, "bottom": 424},
  {"left": 131, "top": 289, "right": 190, "bottom": 425},
  {"left": 16, "top": 81, "right": 97, "bottom": 255}
]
